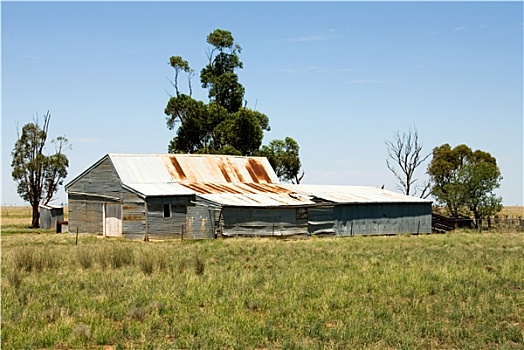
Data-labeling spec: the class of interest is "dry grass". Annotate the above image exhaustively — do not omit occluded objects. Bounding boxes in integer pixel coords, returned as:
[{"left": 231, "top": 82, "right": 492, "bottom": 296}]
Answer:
[
  {"left": 499, "top": 206, "right": 524, "bottom": 218},
  {"left": 2, "top": 233, "right": 523, "bottom": 349},
  {"left": 1, "top": 206, "right": 68, "bottom": 224}
]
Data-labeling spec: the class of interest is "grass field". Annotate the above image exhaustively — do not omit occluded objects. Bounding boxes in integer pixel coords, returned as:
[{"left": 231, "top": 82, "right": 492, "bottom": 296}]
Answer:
[{"left": 1, "top": 207, "right": 523, "bottom": 349}]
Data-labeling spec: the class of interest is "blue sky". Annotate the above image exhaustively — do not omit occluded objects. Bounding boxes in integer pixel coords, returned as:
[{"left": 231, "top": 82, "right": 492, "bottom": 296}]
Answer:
[{"left": 2, "top": 1, "right": 523, "bottom": 206}]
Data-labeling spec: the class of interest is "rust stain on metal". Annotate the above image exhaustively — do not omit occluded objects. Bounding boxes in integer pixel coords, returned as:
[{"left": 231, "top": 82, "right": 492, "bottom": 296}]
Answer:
[
  {"left": 182, "top": 183, "right": 211, "bottom": 194},
  {"left": 123, "top": 215, "right": 143, "bottom": 221},
  {"left": 245, "top": 183, "right": 291, "bottom": 194},
  {"left": 246, "top": 158, "right": 271, "bottom": 183},
  {"left": 168, "top": 156, "right": 187, "bottom": 180},
  {"left": 181, "top": 182, "right": 248, "bottom": 195},
  {"left": 217, "top": 159, "right": 232, "bottom": 182},
  {"left": 230, "top": 160, "right": 246, "bottom": 182}
]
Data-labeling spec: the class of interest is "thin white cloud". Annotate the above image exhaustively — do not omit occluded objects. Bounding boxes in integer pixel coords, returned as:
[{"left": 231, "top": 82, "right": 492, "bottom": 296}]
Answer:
[{"left": 454, "top": 26, "right": 465, "bottom": 32}]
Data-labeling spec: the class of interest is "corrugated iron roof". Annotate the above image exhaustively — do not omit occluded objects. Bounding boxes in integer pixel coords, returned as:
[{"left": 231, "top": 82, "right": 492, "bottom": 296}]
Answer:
[
  {"left": 279, "top": 184, "right": 432, "bottom": 204},
  {"left": 122, "top": 183, "right": 196, "bottom": 198},
  {"left": 109, "top": 154, "right": 279, "bottom": 185},
  {"left": 67, "top": 154, "right": 431, "bottom": 207},
  {"left": 107, "top": 154, "right": 298, "bottom": 205}
]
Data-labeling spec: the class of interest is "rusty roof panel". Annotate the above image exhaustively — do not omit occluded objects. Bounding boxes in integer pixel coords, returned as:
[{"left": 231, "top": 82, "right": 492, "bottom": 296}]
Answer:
[
  {"left": 108, "top": 154, "right": 279, "bottom": 185},
  {"left": 123, "top": 183, "right": 195, "bottom": 198},
  {"left": 160, "top": 154, "right": 279, "bottom": 184}
]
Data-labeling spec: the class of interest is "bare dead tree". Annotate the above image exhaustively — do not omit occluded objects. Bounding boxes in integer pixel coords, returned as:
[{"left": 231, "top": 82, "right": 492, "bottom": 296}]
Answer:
[{"left": 385, "top": 126, "right": 430, "bottom": 197}]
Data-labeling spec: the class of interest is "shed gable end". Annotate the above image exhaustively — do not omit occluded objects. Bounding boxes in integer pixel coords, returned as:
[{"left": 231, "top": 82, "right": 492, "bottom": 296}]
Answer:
[{"left": 66, "top": 157, "right": 123, "bottom": 197}]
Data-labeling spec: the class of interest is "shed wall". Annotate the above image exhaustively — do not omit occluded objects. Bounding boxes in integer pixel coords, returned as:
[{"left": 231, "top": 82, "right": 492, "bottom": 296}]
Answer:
[
  {"left": 122, "top": 192, "right": 146, "bottom": 237},
  {"left": 308, "top": 206, "right": 336, "bottom": 235},
  {"left": 145, "top": 197, "right": 191, "bottom": 240},
  {"left": 334, "top": 202, "right": 432, "bottom": 236},
  {"left": 186, "top": 205, "right": 217, "bottom": 239},
  {"left": 68, "top": 195, "right": 104, "bottom": 234},
  {"left": 39, "top": 206, "right": 64, "bottom": 230},
  {"left": 221, "top": 207, "right": 307, "bottom": 236},
  {"left": 67, "top": 158, "right": 124, "bottom": 234},
  {"left": 67, "top": 158, "right": 122, "bottom": 197}
]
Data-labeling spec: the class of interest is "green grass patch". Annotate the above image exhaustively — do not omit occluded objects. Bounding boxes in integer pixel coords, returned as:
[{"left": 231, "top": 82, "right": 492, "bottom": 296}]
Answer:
[{"left": 2, "top": 233, "right": 523, "bottom": 349}]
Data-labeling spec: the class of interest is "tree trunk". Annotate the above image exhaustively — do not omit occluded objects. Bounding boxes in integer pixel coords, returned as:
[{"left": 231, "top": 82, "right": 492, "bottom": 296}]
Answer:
[
  {"left": 31, "top": 204, "right": 40, "bottom": 228},
  {"left": 473, "top": 211, "right": 480, "bottom": 230}
]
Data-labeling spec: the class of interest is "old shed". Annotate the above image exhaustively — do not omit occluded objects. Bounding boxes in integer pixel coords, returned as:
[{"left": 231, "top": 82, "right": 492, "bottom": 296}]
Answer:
[
  {"left": 39, "top": 204, "right": 64, "bottom": 230},
  {"left": 65, "top": 153, "right": 431, "bottom": 239}
]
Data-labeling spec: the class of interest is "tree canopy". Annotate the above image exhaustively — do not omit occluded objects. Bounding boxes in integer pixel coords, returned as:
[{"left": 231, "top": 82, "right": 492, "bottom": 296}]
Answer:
[
  {"left": 165, "top": 29, "right": 303, "bottom": 182},
  {"left": 259, "top": 137, "right": 304, "bottom": 184},
  {"left": 11, "top": 111, "right": 70, "bottom": 228},
  {"left": 427, "top": 143, "right": 502, "bottom": 226}
]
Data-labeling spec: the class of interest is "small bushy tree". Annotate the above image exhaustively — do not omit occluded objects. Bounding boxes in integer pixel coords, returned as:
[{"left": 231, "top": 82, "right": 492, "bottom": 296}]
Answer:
[
  {"left": 259, "top": 137, "right": 304, "bottom": 183},
  {"left": 427, "top": 143, "right": 502, "bottom": 227},
  {"left": 11, "top": 111, "right": 70, "bottom": 228}
]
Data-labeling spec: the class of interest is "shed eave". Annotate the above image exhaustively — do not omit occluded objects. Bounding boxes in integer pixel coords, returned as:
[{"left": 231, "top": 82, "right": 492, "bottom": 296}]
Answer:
[{"left": 67, "top": 191, "right": 120, "bottom": 201}]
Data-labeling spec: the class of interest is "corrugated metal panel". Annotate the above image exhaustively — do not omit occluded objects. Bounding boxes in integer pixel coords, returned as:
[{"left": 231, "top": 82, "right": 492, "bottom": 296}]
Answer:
[
  {"left": 186, "top": 205, "right": 217, "bottom": 239},
  {"left": 199, "top": 192, "right": 314, "bottom": 207},
  {"left": 280, "top": 184, "right": 432, "bottom": 204},
  {"left": 221, "top": 207, "right": 307, "bottom": 237},
  {"left": 110, "top": 155, "right": 174, "bottom": 184},
  {"left": 308, "top": 206, "right": 335, "bottom": 235},
  {"left": 39, "top": 205, "right": 64, "bottom": 230},
  {"left": 334, "top": 203, "right": 432, "bottom": 236},
  {"left": 123, "top": 183, "right": 195, "bottom": 197},
  {"left": 106, "top": 154, "right": 279, "bottom": 186},
  {"left": 160, "top": 154, "right": 279, "bottom": 184}
]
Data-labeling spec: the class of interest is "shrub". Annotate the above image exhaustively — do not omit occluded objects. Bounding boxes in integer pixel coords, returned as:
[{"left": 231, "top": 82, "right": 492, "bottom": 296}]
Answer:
[
  {"left": 5, "top": 267, "right": 22, "bottom": 289},
  {"left": 76, "top": 249, "right": 93, "bottom": 270},
  {"left": 137, "top": 253, "right": 154, "bottom": 276},
  {"left": 109, "top": 245, "right": 133, "bottom": 269},
  {"left": 13, "top": 246, "right": 35, "bottom": 272},
  {"left": 194, "top": 256, "right": 205, "bottom": 275}
]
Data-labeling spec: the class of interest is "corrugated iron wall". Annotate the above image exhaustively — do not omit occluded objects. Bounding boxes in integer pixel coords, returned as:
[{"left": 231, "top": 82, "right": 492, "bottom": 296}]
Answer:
[
  {"left": 308, "top": 206, "right": 336, "bottom": 235},
  {"left": 334, "top": 203, "right": 432, "bottom": 236},
  {"left": 221, "top": 207, "right": 308, "bottom": 237},
  {"left": 39, "top": 206, "right": 64, "bottom": 230},
  {"left": 218, "top": 203, "right": 431, "bottom": 238},
  {"left": 145, "top": 197, "right": 190, "bottom": 240},
  {"left": 67, "top": 158, "right": 123, "bottom": 234},
  {"left": 186, "top": 205, "right": 217, "bottom": 239},
  {"left": 122, "top": 193, "right": 145, "bottom": 237},
  {"left": 68, "top": 197, "right": 104, "bottom": 234}
]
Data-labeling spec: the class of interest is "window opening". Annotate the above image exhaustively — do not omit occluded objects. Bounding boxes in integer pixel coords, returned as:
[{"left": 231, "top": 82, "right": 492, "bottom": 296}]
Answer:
[{"left": 163, "top": 203, "right": 171, "bottom": 218}]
